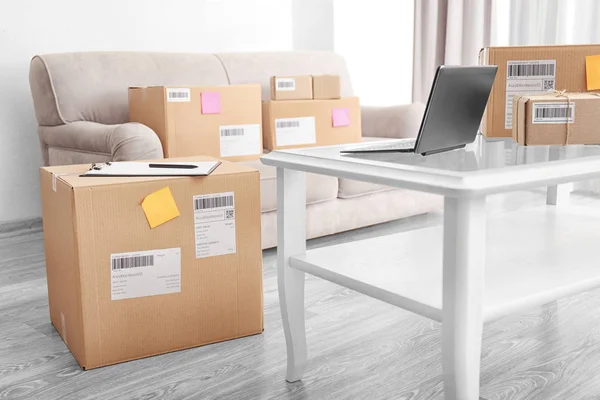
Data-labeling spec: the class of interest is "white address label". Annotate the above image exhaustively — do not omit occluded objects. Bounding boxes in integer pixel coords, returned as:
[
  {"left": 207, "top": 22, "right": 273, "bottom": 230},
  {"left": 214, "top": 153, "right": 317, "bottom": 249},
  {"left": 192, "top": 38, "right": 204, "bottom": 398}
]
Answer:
[
  {"left": 110, "top": 248, "right": 181, "bottom": 300},
  {"left": 275, "top": 117, "right": 316, "bottom": 146},
  {"left": 193, "top": 192, "right": 236, "bottom": 259},
  {"left": 275, "top": 78, "right": 296, "bottom": 91},
  {"left": 532, "top": 102, "right": 575, "bottom": 124},
  {"left": 219, "top": 124, "right": 261, "bottom": 157},
  {"left": 505, "top": 60, "right": 556, "bottom": 129},
  {"left": 166, "top": 88, "right": 191, "bottom": 102}
]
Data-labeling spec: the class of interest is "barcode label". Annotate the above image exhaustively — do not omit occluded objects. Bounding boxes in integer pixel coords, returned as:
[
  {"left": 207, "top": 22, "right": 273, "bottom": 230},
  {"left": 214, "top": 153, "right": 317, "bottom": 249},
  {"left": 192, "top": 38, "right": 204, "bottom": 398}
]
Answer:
[
  {"left": 276, "top": 120, "right": 301, "bottom": 129},
  {"left": 166, "top": 88, "right": 191, "bottom": 102},
  {"left": 532, "top": 103, "right": 575, "bottom": 124},
  {"left": 111, "top": 255, "right": 154, "bottom": 270},
  {"left": 505, "top": 60, "right": 556, "bottom": 129},
  {"left": 111, "top": 248, "right": 181, "bottom": 300},
  {"left": 194, "top": 194, "right": 234, "bottom": 211},
  {"left": 508, "top": 63, "right": 555, "bottom": 78},
  {"left": 219, "top": 124, "right": 261, "bottom": 157},
  {"left": 193, "top": 192, "right": 236, "bottom": 259},
  {"left": 275, "top": 117, "right": 316, "bottom": 146},
  {"left": 275, "top": 78, "right": 296, "bottom": 91},
  {"left": 220, "top": 128, "right": 245, "bottom": 137}
]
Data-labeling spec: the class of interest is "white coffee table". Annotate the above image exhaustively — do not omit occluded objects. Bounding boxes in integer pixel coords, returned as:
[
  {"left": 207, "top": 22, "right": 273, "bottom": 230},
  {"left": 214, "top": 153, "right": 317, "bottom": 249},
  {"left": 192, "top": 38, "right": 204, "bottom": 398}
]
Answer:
[{"left": 260, "top": 137, "right": 600, "bottom": 400}]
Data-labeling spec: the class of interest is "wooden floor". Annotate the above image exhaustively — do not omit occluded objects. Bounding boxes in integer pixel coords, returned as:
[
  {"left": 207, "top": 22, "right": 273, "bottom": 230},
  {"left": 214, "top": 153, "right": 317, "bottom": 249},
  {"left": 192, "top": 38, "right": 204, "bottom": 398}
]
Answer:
[{"left": 2, "top": 190, "right": 600, "bottom": 400}]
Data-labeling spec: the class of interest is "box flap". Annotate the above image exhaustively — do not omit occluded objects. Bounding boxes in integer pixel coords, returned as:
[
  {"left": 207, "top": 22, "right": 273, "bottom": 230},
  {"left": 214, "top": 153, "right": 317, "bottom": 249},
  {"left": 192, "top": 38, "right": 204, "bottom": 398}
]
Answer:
[{"left": 42, "top": 156, "right": 258, "bottom": 189}]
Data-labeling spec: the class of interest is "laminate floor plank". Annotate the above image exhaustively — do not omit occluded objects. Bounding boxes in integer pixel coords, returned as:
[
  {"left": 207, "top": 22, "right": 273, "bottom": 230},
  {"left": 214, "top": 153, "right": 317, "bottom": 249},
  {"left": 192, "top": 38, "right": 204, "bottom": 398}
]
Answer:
[{"left": 2, "top": 191, "right": 600, "bottom": 399}]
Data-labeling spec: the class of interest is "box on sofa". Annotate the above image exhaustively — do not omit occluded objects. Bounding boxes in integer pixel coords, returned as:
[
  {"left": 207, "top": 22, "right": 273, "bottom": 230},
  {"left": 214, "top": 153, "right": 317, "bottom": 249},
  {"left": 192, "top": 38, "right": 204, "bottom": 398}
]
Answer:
[
  {"left": 129, "top": 85, "right": 263, "bottom": 162},
  {"left": 262, "top": 97, "right": 361, "bottom": 151}
]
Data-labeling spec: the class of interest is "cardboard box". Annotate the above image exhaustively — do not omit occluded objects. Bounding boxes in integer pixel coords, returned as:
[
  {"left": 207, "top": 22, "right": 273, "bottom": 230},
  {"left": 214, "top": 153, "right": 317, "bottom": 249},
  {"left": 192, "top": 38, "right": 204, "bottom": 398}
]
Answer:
[
  {"left": 312, "top": 75, "right": 341, "bottom": 99},
  {"left": 129, "top": 85, "right": 263, "bottom": 162},
  {"left": 262, "top": 97, "right": 361, "bottom": 151},
  {"left": 513, "top": 92, "right": 600, "bottom": 145},
  {"left": 270, "top": 76, "right": 313, "bottom": 100},
  {"left": 40, "top": 157, "right": 263, "bottom": 369},
  {"left": 479, "top": 44, "right": 600, "bottom": 138}
]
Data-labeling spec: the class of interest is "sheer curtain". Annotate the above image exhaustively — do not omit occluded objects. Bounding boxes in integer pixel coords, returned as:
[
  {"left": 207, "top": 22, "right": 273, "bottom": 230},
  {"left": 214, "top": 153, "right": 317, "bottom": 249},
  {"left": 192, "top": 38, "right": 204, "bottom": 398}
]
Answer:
[{"left": 412, "top": 0, "right": 493, "bottom": 103}]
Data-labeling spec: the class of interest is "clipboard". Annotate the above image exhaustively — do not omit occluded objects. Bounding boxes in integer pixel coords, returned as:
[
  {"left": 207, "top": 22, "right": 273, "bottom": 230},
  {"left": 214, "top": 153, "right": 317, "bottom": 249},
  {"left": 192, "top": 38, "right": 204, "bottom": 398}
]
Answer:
[{"left": 80, "top": 161, "right": 221, "bottom": 177}]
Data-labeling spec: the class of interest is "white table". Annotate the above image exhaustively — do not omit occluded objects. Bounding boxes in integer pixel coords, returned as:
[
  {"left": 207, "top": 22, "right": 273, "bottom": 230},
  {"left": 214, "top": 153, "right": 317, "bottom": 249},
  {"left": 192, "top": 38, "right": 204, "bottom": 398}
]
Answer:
[{"left": 260, "top": 137, "right": 600, "bottom": 400}]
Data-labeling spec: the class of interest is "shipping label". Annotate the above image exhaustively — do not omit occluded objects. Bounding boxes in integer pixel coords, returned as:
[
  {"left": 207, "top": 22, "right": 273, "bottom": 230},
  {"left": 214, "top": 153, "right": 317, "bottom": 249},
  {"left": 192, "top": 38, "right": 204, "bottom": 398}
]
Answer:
[
  {"left": 166, "top": 88, "right": 191, "bottom": 102},
  {"left": 532, "top": 102, "right": 575, "bottom": 124},
  {"left": 110, "top": 248, "right": 181, "bottom": 300},
  {"left": 275, "top": 78, "right": 296, "bottom": 91},
  {"left": 219, "top": 124, "right": 261, "bottom": 157},
  {"left": 193, "top": 192, "right": 236, "bottom": 259},
  {"left": 275, "top": 117, "right": 316, "bottom": 146}
]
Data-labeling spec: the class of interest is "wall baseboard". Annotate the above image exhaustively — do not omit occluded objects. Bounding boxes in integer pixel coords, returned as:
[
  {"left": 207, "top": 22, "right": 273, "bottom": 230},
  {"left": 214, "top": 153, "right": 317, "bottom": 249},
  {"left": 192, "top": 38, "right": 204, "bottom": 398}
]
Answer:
[{"left": 0, "top": 217, "right": 43, "bottom": 237}]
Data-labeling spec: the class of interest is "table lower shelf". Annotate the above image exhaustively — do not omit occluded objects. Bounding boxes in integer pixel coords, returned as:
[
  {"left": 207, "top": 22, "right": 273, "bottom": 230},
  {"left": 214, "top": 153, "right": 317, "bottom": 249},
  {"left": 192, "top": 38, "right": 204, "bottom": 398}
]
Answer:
[{"left": 290, "top": 205, "right": 600, "bottom": 322}]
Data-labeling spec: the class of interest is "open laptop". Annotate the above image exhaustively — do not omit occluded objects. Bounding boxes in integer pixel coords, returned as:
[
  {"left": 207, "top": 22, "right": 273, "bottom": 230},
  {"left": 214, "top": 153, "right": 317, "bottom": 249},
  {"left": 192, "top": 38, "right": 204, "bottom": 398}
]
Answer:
[{"left": 341, "top": 65, "right": 498, "bottom": 156}]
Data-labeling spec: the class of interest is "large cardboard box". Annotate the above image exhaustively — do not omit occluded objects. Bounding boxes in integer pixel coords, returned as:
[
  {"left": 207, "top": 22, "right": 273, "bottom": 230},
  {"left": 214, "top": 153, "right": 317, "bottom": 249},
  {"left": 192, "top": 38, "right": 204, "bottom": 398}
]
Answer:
[
  {"left": 479, "top": 44, "right": 600, "bottom": 138},
  {"left": 270, "top": 76, "right": 313, "bottom": 100},
  {"left": 262, "top": 97, "right": 361, "bottom": 151},
  {"left": 312, "top": 75, "right": 341, "bottom": 99},
  {"left": 40, "top": 157, "right": 263, "bottom": 369},
  {"left": 129, "top": 85, "right": 263, "bottom": 162},
  {"left": 513, "top": 92, "right": 600, "bottom": 145}
]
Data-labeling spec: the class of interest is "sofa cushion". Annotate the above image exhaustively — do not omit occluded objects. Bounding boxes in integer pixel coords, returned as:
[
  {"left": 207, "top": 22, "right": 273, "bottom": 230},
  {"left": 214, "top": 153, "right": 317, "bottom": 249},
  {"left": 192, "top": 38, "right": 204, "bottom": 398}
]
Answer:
[
  {"left": 240, "top": 160, "right": 338, "bottom": 213},
  {"left": 338, "top": 179, "right": 394, "bottom": 199}
]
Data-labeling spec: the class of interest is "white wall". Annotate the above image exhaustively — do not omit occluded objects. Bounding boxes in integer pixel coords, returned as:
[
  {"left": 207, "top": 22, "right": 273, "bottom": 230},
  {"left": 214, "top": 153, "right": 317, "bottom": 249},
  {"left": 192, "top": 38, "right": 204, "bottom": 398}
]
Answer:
[
  {"left": 334, "top": 0, "right": 414, "bottom": 106},
  {"left": 0, "top": 0, "right": 292, "bottom": 223},
  {"left": 293, "top": 0, "right": 334, "bottom": 51}
]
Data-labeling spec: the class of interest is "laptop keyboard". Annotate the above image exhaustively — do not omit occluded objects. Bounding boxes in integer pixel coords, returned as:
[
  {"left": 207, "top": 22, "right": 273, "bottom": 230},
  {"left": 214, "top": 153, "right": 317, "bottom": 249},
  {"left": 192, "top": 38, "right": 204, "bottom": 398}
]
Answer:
[{"left": 357, "top": 139, "right": 416, "bottom": 151}]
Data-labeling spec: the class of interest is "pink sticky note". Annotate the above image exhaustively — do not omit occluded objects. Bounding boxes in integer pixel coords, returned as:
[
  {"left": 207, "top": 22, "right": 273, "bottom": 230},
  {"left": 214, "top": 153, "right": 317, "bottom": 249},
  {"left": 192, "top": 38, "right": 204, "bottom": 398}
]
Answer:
[
  {"left": 332, "top": 108, "right": 350, "bottom": 127},
  {"left": 201, "top": 92, "right": 221, "bottom": 114}
]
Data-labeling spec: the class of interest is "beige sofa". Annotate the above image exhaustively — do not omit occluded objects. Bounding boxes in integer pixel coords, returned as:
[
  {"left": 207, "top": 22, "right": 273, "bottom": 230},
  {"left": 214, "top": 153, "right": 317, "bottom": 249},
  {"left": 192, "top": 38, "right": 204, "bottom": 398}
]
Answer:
[{"left": 29, "top": 51, "right": 441, "bottom": 248}]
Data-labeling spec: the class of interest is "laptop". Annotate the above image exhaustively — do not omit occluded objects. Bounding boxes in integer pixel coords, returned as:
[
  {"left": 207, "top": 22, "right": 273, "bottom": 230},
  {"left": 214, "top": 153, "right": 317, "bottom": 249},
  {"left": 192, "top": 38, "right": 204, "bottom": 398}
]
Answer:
[{"left": 341, "top": 65, "right": 498, "bottom": 156}]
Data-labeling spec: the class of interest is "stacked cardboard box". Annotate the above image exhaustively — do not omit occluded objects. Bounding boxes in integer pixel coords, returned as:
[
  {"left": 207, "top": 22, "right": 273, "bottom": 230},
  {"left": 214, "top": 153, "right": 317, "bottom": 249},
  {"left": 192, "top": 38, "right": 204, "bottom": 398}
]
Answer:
[
  {"left": 263, "top": 75, "right": 361, "bottom": 150},
  {"left": 129, "top": 85, "right": 263, "bottom": 161},
  {"left": 41, "top": 157, "right": 263, "bottom": 369},
  {"left": 479, "top": 44, "right": 600, "bottom": 138}
]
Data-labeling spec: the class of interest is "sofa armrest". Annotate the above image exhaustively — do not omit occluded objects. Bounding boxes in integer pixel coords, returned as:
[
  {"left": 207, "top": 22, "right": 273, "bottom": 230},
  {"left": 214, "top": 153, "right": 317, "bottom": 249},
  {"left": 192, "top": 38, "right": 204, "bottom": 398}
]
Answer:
[
  {"left": 361, "top": 103, "right": 426, "bottom": 139},
  {"left": 39, "top": 121, "right": 163, "bottom": 165}
]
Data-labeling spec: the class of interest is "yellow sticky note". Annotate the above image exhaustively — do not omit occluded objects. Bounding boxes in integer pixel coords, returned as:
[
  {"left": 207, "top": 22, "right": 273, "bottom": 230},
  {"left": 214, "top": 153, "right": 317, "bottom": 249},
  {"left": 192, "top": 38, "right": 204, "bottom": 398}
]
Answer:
[
  {"left": 586, "top": 55, "right": 600, "bottom": 91},
  {"left": 141, "top": 187, "right": 180, "bottom": 229}
]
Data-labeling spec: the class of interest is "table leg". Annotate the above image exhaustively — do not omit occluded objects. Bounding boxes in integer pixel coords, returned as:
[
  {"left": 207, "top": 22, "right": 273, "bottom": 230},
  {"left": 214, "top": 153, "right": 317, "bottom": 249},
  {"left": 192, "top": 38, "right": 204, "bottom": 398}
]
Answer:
[
  {"left": 277, "top": 167, "right": 308, "bottom": 382},
  {"left": 546, "top": 147, "right": 573, "bottom": 206},
  {"left": 442, "top": 196, "right": 486, "bottom": 400}
]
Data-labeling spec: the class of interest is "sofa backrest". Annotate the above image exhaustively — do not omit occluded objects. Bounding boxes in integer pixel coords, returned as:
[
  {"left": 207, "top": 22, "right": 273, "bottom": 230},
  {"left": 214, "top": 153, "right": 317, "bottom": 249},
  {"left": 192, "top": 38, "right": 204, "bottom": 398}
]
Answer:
[{"left": 29, "top": 51, "right": 354, "bottom": 127}]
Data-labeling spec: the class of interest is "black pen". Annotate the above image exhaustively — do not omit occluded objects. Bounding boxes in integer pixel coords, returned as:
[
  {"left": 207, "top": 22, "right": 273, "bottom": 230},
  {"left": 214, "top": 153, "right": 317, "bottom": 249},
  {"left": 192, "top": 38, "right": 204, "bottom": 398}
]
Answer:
[{"left": 148, "top": 163, "right": 198, "bottom": 169}]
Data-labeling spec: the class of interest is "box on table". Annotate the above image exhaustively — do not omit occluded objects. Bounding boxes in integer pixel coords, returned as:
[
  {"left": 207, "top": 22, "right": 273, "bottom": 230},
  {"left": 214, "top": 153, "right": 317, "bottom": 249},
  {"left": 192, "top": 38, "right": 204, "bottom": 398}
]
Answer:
[
  {"left": 40, "top": 157, "right": 263, "bottom": 370},
  {"left": 312, "top": 75, "right": 341, "bottom": 99},
  {"left": 129, "top": 85, "right": 263, "bottom": 162},
  {"left": 479, "top": 44, "right": 600, "bottom": 138},
  {"left": 270, "top": 76, "right": 313, "bottom": 100},
  {"left": 262, "top": 97, "right": 361, "bottom": 151},
  {"left": 513, "top": 92, "right": 600, "bottom": 146}
]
